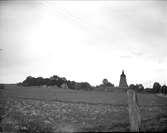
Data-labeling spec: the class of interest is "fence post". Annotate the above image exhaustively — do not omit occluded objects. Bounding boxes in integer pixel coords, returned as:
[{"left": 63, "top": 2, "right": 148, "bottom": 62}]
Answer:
[{"left": 127, "top": 89, "right": 141, "bottom": 132}]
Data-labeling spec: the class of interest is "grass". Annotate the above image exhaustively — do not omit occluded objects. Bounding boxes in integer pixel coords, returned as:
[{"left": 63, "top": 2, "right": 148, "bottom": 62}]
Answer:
[
  {"left": 0, "top": 84, "right": 167, "bottom": 132},
  {"left": 1, "top": 97, "right": 129, "bottom": 132},
  {"left": 3, "top": 84, "right": 167, "bottom": 106}
]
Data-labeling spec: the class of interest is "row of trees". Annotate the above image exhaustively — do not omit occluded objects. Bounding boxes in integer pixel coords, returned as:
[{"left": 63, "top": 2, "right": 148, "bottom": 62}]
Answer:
[
  {"left": 94, "top": 79, "right": 115, "bottom": 91},
  {"left": 129, "top": 84, "right": 144, "bottom": 92},
  {"left": 19, "top": 76, "right": 116, "bottom": 91},
  {"left": 19, "top": 75, "right": 92, "bottom": 90},
  {"left": 152, "top": 82, "right": 167, "bottom": 94},
  {"left": 19, "top": 76, "right": 167, "bottom": 94},
  {"left": 129, "top": 82, "right": 167, "bottom": 95}
]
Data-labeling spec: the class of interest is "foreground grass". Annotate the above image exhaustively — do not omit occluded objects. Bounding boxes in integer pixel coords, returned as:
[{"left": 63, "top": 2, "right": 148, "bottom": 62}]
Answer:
[
  {"left": 0, "top": 85, "right": 167, "bottom": 132},
  {"left": 1, "top": 96, "right": 167, "bottom": 132},
  {"left": 1, "top": 97, "right": 129, "bottom": 132}
]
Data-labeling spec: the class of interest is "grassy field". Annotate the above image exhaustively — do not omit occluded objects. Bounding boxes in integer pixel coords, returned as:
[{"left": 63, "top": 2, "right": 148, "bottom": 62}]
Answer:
[{"left": 0, "top": 84, "right": 167, "bottom": 132}]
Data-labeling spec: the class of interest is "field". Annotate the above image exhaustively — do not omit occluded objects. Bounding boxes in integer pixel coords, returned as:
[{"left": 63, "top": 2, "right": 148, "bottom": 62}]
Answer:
[{"left": 0, "top": 84, "right": 167, "bottom": 132}]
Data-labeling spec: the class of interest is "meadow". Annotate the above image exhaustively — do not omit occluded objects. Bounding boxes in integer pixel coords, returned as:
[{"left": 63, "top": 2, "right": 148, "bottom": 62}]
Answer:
[{"left": 0, "top": 84, "right": 167, "bottom": 132}]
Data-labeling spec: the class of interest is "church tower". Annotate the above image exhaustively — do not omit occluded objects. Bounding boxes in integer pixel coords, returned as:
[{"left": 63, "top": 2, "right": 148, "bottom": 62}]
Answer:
[{"left": 119, "top": 70, "right": 128, "bottom": 88}]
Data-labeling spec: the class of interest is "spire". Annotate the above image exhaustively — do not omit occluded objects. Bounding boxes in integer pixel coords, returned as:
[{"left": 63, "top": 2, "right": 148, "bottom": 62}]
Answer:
[
  {"left": 119, "top": 70, "right": 128, "bottom": 88},
  {"left": 122, "top": 70, "right": 124, "bottom": 75},
  {"left": 121, "top": 70, "right": 125, "bottom": 77}
]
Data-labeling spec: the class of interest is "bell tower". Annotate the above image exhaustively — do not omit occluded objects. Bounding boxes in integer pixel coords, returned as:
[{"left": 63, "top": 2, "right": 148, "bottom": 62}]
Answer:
[{"left": 119, "top": 70, "right": 128, "bottom": 88}]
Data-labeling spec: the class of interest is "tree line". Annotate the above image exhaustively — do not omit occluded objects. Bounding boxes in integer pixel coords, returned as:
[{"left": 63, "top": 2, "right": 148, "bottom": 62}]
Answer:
[
  {"left": 16, "top": 76, "right": 167, "bottom": 95},
  {"left": 129, "top": 82, "right": 167, "bottom": 95},
  {"left": 18, "top": 75, "right": 92, "bottom": 90}
]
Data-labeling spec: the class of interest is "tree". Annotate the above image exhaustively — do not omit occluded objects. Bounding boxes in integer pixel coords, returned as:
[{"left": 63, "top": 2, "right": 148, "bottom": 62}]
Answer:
[
  {"left": 102, "top": 79, "right": 114, "bottom": 87},
  {"left": 36, "top": 77, "right": 45, "bottom": 86},
  {"left": 80, "top": 82, "right": 91, "bottom": 90},
  {"left": 129, "top": 84, "right": 144, "bottom": 92},
  {"left": 50, "top": 75, "right": 59, "bottom": 81},
  {"left": 136, "top": 84, "right": 144, "bottom": 92},
  {"left": 22, "top": 76, "right": 36, "bottom": 86},
  {"left": 67, "top": 81, "right": 77, "bottom": 89},
  {"left": 61, "top": 77, "right": 67, "bottom": 82},
  {"left": 103, "top": 79, "right": 109, "bottom": 85},
  {"left": 20, "top": 75, "right": 92, "bottom": 91},
  {"left": 161, "top": 85, "right": 167, "bottom": 94},
  {"left": 153, "top": 82, "right": 161, "bottom": 93},
  {"left": 129, "top": 84, "right": 135, "bottom": 90},
  {"left": 17, "top": 82, "right": 22, "bottom": 86},
  {"left": 129, "top": 84, "right": 138, "bottom": 91}
]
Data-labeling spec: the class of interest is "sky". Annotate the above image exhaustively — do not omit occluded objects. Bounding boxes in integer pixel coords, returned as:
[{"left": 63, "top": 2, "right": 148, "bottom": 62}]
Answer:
[{"left": 0, "top": 0, "right": 167, "bottom": 87}]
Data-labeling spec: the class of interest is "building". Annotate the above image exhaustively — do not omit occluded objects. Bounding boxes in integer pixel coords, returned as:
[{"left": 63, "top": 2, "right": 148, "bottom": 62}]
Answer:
[{"left": 119, "top": 70, "right": 128, "bottom": 88}]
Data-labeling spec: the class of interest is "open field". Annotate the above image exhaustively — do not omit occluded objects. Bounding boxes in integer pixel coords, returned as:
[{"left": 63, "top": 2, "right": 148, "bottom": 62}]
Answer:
[
  {"left": 2, "top": 85, "right": 167, "bottom": 106},
  {"left": 0, "top": 84, "right": 167, "bottom": 132}
]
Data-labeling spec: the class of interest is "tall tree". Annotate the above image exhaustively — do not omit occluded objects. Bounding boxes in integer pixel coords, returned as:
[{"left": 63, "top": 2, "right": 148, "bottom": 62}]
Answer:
[
  {"left": 161, "top": 85, "right": 167, "bottom": 94},
  {"left": 153, "top": 82, "right": 161, "bottom": 93}
]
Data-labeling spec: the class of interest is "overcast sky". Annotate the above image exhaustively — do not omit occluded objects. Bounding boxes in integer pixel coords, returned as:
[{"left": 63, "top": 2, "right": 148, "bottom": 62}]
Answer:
[{"left": 0, "top": 1, "right": 167, "bottom": 87}]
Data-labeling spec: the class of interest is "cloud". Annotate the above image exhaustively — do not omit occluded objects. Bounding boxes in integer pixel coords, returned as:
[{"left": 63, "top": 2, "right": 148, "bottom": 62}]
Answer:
[
  {"left": 120, "top": 55, "right": 131, "bottom": 59},
  {"left": 0, "top": 1, "right": 43, "bottom": 68},
  {"left": 99, "top": 1, "right": 167, "bottom": 63},
  {"left": 0, "top": 1, "right": 166, "bottom": 87},
  {"left": 0, "top": 1, "right": 42, "bottom": 30}
]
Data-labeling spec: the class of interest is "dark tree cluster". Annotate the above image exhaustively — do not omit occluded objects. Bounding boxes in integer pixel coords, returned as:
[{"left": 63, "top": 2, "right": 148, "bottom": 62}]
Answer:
[
  {"left": 128, "top": 82, "right": 167, "bottom": 95},
  {"left": 95, "top": 79, "right": 115, "bottom": 90},
  {"left": 67, "top": 81, "right": 92, "bottom": 90},
  {"left": 129, "top": 84, "right": 144, "bottom": 92},
  {"left": 102, "top": 79, "right": 114, "bottom": 87},
  {"left": 21, "top": 75, "right": 68, "bottom": 87},
  {"left": 152, "top": 82, "right": 161, "bottom": 93},
  {"left": 20, "top": 75, "right": 92, "bottom": 90},
  {"left": 161, "top": 85, "right": 167, "bottom": 94},
  {"left": 152, "top": 82, "right": 167, "bottom": 94}
]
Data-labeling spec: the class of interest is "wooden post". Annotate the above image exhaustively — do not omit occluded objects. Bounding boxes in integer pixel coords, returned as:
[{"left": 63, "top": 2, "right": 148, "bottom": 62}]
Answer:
[{"left": 127, "top": 89, "right": 141, "bottom": 132}]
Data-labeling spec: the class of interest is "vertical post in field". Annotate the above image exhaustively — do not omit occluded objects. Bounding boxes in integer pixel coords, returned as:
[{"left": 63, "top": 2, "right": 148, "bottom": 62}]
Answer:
[{"left": 127, "top": 89, "right": 141, "bottom": 132}]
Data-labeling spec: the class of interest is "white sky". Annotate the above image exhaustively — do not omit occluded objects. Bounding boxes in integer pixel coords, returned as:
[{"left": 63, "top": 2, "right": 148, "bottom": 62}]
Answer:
[{"left": 0, "top": 1, "right": 167, "bottom": 87}]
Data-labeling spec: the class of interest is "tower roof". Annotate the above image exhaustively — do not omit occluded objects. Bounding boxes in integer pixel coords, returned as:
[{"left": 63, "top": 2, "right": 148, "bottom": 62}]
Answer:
[{"left": 121, "top": 70, "right": 126, "bottom": 77}]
